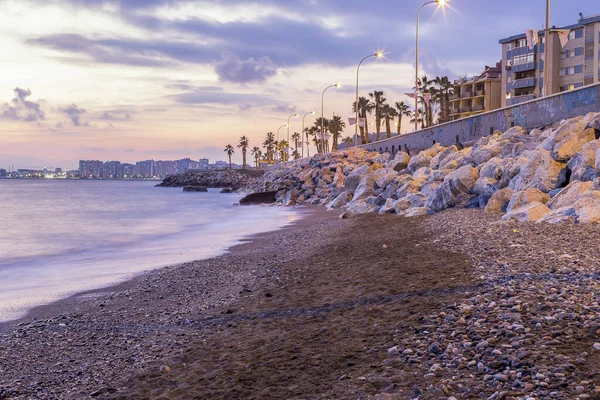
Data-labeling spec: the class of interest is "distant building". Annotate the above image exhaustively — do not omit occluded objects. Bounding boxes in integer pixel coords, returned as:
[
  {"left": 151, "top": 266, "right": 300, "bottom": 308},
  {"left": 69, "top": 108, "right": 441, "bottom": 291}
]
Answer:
[
  {"left": 121, "top": 163, "right": 135, "bottom": 177},
  {"left": 0, "top": 169, "right": 6, "bottom": 177},
  {"left": 135, "top": 160, "right": 155, "bottom": 177},
  {"left": 102, "top": 161, "right": 121, "bottom": 179},
  {"left": 79, "top": 160, "right": 103, "bottom": 178},
  {"left": 199, "top": 158, "right": 209, "bottom": 170},
  {"left": 213, "top": 161, "right": 229, "bottom": 169},
  {"left": 449, "top": 63, "right": 502, "bottom": 121},
  {"left": 499, "top": 12, "right": 600, "bottom": 107},
  {"left": 155, "top": 160, "right": 177, "bottom": 176}
]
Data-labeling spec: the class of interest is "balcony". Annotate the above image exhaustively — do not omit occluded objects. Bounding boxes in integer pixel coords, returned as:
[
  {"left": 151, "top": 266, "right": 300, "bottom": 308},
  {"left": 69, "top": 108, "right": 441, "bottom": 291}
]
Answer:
[
  {"left": 460, "top": 106, "right": 472, "bottom": 113},
  {"left": 450, "top": 107, "right": 460, "bottom": 115},
  {"left": 449, "top": 93, "right": 460, "bottom": 101},
  {"left": 513, "top": 77, "right": 536, "bottom": 89},
  {"left": 473, "top": 103, "right": 485, "bottom": 111},
  {"left": 474, "top": 89, "right": 485, "bottom": 97},
  {"left": 461, "top": 90, "right": 473, "bottom": 99},
  {"left": 512, "top": 62, "right": 536, "bottom": 73},
  {"left": 507, "top": 94, "right": 536, "bottom": 105}
]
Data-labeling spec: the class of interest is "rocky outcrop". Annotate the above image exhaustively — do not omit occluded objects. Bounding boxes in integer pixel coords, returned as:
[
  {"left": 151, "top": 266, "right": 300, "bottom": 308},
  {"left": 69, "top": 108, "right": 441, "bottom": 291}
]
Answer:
[
  {"left": 242, "top": 111, "right": 600, "bottom": 224},
  {"left": 182, "top": 186, "right": 208, "bottom": 192},
  {"left": 239, "top": 191, "right": 278, "bottom": 205},
  {"left": 158, "top": 169, "right": 264, "bottom": 189}
]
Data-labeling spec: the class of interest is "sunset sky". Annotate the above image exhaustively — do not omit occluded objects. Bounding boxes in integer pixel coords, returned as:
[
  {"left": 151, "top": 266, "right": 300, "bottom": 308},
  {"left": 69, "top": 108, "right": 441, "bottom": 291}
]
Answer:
[{"left": 0, "top": 0, "right": 598, "bottom": 169}]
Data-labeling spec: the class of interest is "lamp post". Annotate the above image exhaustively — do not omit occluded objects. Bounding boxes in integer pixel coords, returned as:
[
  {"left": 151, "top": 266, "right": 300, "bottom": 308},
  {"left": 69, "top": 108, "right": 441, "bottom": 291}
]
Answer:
[
  {"left": 355, "top": 52, "right": 384, "bottom": 146},
  {"left": 276, "top": 124, "right": 287, "bottom": 163},
  {"left": 321, "top": 83, "right": 341, "bottom": 154},
  {"left": 415, "top": 0, "right": 447, "bottom": 132},
  {"left": 286, "top": 113, "right": 298, "bottom": 161},
  {"left": 302, "top": 111, "right": 315, "bottom": 158},
  {"left": 543, "top": 0, "right": 550, "bottom": 97}
]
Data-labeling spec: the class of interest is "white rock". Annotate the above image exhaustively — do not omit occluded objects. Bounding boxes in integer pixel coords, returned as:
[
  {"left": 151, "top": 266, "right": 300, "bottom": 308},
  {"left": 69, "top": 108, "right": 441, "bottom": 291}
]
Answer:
[{"left": 502, "top": 202, "right": 551, "bottom": 222}]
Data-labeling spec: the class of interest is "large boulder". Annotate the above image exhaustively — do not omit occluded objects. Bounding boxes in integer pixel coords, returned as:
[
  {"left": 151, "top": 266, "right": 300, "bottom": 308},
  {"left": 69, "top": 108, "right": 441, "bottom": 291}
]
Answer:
[
  {"left": 567, "top": 139, "right": 600, "bottom": 181},
  {"left": 406, "top": 145, "right": 442, "bottom": 173},
  {"left": 183, "top": 186, "right": 208, "bottom": 192},
  {"left": 430, "top": 145, "right": 458, "bottom": 170},
  {"left": 484, "top": 187, "right": 515, "bottom": 214},
  {"left": 509, "top": 150, "right": 567, "bottom": 193},
  {"left": 404, "top": 207, "right": 431, "bottom": 218},
  {"left": 546, "top": 181, "right": 593, "bottom": 210},
  {"left": 506, "top": 188, "right": 550, "bottom": 213},
  {"left": 472, "top": 177, "right": 498, "bottom": 199},
  {"left": 540, "top": 190, "right": 600, "bottom": 224},
  {"left": 352, "top": 175, "right": 377, "bottom": 201},
  {"left": 541, "top": 117, "right": 596, "bottom": 161},
  {"left": 396, "top": 178, "right": 423, "bottom": 199},
  {"left": 388, "top": 152, "right": 411, "bottom": 171},
  {"left": 501, "top": 202, "right": 551, "bottom": 222},
  {"left": 327, "top": 191, "right": 352, "bottom": 209},
  {"left": 425, "top": 165, "right": 479, "bottom": 211},
  {"left": 373, "top": 168, "right": 398, "bottom": 189},
  {"left": 378, "top": 198, "right": 395, "bottom": 214}
]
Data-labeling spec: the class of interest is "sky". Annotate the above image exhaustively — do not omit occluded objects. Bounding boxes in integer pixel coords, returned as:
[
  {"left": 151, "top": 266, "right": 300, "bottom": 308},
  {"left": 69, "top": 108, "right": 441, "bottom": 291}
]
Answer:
[{"left": 0, "top": 0, "right": 598, "bottom": 169}]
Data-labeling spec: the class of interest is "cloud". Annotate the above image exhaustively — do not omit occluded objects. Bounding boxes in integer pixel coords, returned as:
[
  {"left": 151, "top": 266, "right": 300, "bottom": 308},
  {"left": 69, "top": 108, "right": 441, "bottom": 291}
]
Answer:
[
  {"left": 99, "top": 110, "right": 133, "bottom": 121},
  {"left": 60, "top": 104, "right": 90, "bottom": 126},
  {"left": 164, "top": 84, "right": 224, "bottom": 92},
  {"left": 0, "top": 88, "right": 46, "bottom": 122},
  {"left": 169, "top": 91, "right": 278, "bottom": 107},
  {"left": 270, "top": 104, "right": 297, "bottom": 114},
  {"left": 214, "top": 52, "right": 278, "bottom": 84}
]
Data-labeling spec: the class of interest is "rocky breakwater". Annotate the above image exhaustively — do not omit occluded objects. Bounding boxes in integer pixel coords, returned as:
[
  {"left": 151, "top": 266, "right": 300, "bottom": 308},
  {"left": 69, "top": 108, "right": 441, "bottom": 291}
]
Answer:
[
  {"left": 157, "top": 169, "right": 264, "bottom": 190},
  {"left": 248, "top": 111, "right": 600, "bottom": 223}
]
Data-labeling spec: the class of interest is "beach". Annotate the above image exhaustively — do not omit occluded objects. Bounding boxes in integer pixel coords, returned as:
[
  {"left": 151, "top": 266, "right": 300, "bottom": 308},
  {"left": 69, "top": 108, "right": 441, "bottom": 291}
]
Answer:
[{"left": 1, "top": 208, "right": 600, "bottom": 399}]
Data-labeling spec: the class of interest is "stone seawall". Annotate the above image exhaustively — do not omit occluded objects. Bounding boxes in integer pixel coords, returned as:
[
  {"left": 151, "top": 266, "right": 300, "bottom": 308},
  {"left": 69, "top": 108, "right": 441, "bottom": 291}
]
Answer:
[
  {"left": 248, "top": 111, "right": 600, "bottom": 224},
  {"left": 158, "top": 169, "right": 264, "bottom": 189},
  {"left": 352, "top": 82, "right": 600, "bottom": 156}
]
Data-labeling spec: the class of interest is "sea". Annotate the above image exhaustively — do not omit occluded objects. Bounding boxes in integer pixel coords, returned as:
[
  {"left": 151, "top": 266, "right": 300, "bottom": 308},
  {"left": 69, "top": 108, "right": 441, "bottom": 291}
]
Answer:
[{"left": 0, "top": 180, "right": 301, "bottom": 323}]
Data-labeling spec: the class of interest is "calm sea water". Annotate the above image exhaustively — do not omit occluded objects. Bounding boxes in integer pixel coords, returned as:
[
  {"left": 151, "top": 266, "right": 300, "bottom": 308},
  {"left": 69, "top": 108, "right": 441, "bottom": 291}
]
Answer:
[{"left": 0, "top": 180, "right": 300, "bottom": 322}]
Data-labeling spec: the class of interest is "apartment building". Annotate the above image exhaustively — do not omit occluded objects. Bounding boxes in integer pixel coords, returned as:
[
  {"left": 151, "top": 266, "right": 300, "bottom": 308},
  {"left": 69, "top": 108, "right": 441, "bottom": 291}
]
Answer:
[
  {"left": 449, "top": 63, "right": 502, "bottom": 121},
  {"left": 499, "top": 13, "right": 600, "bottom": 107}
]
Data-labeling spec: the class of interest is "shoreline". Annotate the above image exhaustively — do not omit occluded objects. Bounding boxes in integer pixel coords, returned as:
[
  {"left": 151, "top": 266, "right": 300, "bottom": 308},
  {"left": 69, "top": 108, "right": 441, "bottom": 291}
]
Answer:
[{"left": 0, "top": 204, "right": 318, "bottom": 334}]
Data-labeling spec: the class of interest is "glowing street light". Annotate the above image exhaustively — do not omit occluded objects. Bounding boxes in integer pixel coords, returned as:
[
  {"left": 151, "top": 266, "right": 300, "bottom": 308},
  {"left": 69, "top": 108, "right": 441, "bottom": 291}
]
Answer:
[
  {"left": 355, "top": 51, "right": 384, "bottom": 146},
  {"left": 287, "top": 113, "right": 298, "bottom": 161},
  {"left": 544, "top": 0, "right": 550, "bottom": 97},
  {"left": 302, "top": 111, "right": 315, "bottom": 158},
  {"left": 415, "top": 0, "right": 448, "bottom": 132},
  {"left": 321, "top": 83, "right": 341, "bottom": 154},
  {"left": 276, "top": 124, "right": 288, "bottom": 162}
]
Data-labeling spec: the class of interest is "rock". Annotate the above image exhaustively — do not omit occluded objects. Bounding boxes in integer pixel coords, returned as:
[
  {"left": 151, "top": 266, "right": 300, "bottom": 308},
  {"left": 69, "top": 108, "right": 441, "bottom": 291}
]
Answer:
[
  {"left": 346, "top": 199, "right": 370, "bottom": 214},
  {"left": 484, "top": 187, "right": 515, "bottom": 214},
  {"left": 430, "top": 145, "right": 458, "bottom": 170},
  {"left": 473, "top": 177, "right": 498, "bottom": 199},
  {"left": 479, "top": 157, "right": 504, "bottom": 179},
  {"left": 378, "top": 198, "right": 395, "bottom": 214},
  {"left": 396, "top": 178, "right": 423, "bottom": 199},
  {"left": 239, "top": 191, "right": 278, "bottom": 205},
  {"left": 567, "top": 139, "right": 600, "bottom": 181},
  {"left": 412, "top": 167, "right": 430, "bottom": 182},
  {"left": 502, "top": 202, "right": 551, "bottom": 222},
  {"left": 537, "top": 206, "right": 578, "bottom": 224},
  {"left": 373, "top": 169, "right": 398, "bottom": 189},
  {"left": 393, "top": 199, "right": 411, "bottom": 214},
  {"left": 506, "top": 188, "right": 551, "bottom": 213},
  {"left": 220, "top": 187, "right": 234, "bottom": 193},
  {"left": 546, "top": 181, "right": 593, "bottom": 210},
  {"left": 571, "top": 190, "right": 600, "bottom": 223},
  {"left": 182, "top": 185, "right": 208, "bottom": 192},
  {"left": 283, "top": 189, "right": 298, "bottom": 206},
  {"left": 352, "top": 175, "right": 377, "bottom": 201},
  {"left": 425, "top": 165, "right": 479, "bottom": 211},
  {"left": 327, "top": 191, "right": 352, "bottom": 209},
  {"left": 388, "top": 151, "right": 411, "bottom": 171},
  {"left": 594, "top": 343, "right": 600, "bottom": 351},
  {"left": 509, "top": 150, "right": 567, "bottom": 193},
  {"left": 549, "top": 118, "right": 596, "bottom": 161},
  {"left": 406, "top": 145, "right": 440, "bottom": 173}
]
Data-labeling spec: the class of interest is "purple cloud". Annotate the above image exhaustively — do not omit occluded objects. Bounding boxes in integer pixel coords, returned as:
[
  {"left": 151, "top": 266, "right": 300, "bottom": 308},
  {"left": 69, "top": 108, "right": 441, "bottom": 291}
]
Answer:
[
  {"left": 0, "top": 88, "right": 45, "bottom": 122},
  {"left": 214, "top": 52, "right": 277, "bottom": 84},
  {"left": 60, "top": 104, "right": 89, "bottom": 127}
]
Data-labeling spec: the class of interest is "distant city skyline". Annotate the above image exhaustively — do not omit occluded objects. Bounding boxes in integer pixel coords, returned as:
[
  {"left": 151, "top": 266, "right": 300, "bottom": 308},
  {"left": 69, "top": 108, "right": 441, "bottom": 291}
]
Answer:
[{"left": 1, "top": 0, "right": 599, "bottom": 169}]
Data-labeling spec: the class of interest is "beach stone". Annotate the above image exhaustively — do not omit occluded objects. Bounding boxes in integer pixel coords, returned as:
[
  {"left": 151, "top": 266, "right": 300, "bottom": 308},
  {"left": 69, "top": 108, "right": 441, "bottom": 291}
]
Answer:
[
  {"left": 406, "top": 145, "right": 440, "bottom": 173},
  {"left": 479, "top": 157, "right": 504, "bottom": 179},
  {"left": 352, "top": 175, "right": 376, "bottom": 201},
  {"left": 327, "top": 191, "right": 352, "bottom": 209},
  {"left": 472, "top": 177, "right": 498, "bottom": 199},
  {"left": 537, "top": 206, "right": 578, "bottom": 224},
  {"left": 374, "top": 169, "right": 398, "bottom": 189},
  {"left": 509, "top": 150, "right": 567, "bottom": 193},
  {"left": 412, "top": 167, "right": 431, "bottom": 182},
  {"left": 568, "top": 140, "right": 600, "bottom": 181},
  {"left": 506, "top": 188, "right": 550, "bottom": 213},
  {"left": 572, "top": 190, "right": 600, "bottom": 223},
  {"left": 484, "top": 187, "right": 515, "bottom": 214},
  {"left": 425, "top": 165, "right": 479, "bottom": 211},
  {"left": 393, "top": 199, "right": 411, "bottom": 214},
  {"left": 378, "top": 198, "right": 395, "bottom": 214},
  {"left": 404, "top": 207, "right": 431, "bottom": 218},
  {"left": 502, "top": 201, "right": 551, "bottom": 222},
  {"left": 550, "top": 119, "right": 596, "bottom": 161},
  {"left": 430, "top": 145, "right": 458, "bottom": 170}
]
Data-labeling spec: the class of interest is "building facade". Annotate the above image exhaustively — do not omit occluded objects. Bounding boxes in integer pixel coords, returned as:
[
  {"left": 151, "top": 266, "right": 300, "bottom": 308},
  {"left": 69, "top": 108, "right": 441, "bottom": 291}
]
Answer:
[
  {"left": 500, "top": 13, "right": 600, "bottom": 107},
  {"left": 449, "top": 63, "right": 502, "bottom": 121}
]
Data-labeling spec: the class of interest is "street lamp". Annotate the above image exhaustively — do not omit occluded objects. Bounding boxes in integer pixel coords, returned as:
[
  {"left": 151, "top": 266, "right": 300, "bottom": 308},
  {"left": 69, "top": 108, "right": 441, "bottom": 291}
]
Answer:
[
  {"left": 302, "top": 111, "right": 315, "bottom": 158},
  {"left": 276, "top": 124, "right": 288, "bottom": 162},
  {"left": 321, "top": 83, "right": 341, "bottom": 154},
  {"left": 543, "top": 0, "right": 550, "bottom": 97},
  {"left": 355, "top": 51, "right": 384, "bottom": 146},
  {"left": 415, "top": 0, "right": 447, "bottom": 132}
]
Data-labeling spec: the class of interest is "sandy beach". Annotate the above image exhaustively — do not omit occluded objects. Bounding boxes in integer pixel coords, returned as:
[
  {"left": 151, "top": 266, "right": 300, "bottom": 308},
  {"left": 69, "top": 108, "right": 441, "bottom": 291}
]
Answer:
[{"left": 1, "top": 208, "right": 600, "bottom": 399}]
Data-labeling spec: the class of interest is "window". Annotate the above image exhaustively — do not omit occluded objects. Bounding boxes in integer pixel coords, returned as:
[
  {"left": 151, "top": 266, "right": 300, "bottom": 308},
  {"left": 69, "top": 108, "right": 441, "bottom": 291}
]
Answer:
[
  {"left": 517, "top": 38, "right": 528, "bottom": 48},
  {"left": 559, "top": 66, "right": 581, "bottom": 76},
  {"left": 506, "top": 43, "right": 512, "bottom": 51},
  {"left": 512, "top": 54, "right": 535, "bottom": 65},
  {"left": 569, "top": 31, "right": 576, "bottom": 40},
  {"left": 560, "top": 84, "right": 576, "bottom": 92},
  {"left": 506, "top": 92, "right": 512, "bottom": 99}
]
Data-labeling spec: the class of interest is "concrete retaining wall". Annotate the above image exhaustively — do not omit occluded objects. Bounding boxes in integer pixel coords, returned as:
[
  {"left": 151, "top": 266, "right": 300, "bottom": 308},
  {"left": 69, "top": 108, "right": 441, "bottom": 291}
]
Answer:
[{"left": 360, "top": 82, "right": 600, "bottom": 155}]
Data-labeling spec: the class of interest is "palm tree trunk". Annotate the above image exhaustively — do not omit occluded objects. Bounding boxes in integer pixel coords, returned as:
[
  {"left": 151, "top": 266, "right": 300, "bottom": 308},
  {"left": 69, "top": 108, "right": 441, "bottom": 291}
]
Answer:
[
  {"left": 385, "top": 116, "right": 391, "bottom": 139},
  {"left": 242, "top": 150, "right": 246, "bottom": 169},
  {"left": 305, "top": 132, "right": 310, "bottom": 157},
  {"left": 229, "top": 155, "right": 232, "bottom": 169},
  {"left": 397, "top": 117, "right": 402, "bottom": 136},
  {"left": 363, "top": 111, "right": 370, "bottom": 144}
]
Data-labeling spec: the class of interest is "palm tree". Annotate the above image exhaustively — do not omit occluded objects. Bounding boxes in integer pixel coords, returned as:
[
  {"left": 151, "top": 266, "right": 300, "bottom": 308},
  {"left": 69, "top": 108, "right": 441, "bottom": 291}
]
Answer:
[
  {"left": 368, "top": 91, "right": 386, "bottom": 141},
  {"left": 224, "top": 144, "right": 235, "bottom": 169},
  {"left": 433, "top": 76, "right": 453, "bottom": 124},
  {"left": 394, "top": 101, "right": 412, "bottom": 135},
  {"left": 237, "top": 136, "right": 249, "bottom": 169},
  {"left": 278, "top": 140, "right": 289, "bottom": 162},
  {"left": 380, "top": 103, "right": 397, "bottom": 139},
  {"left": 305, "top": 127, "right": 316, "bottom": 157},
  {"left": 291, "top": 132, "right": 301, "bottom": 159},
  {"left": 251, "top": 146, "right": 262, "bottom": 168},
  {"left": 263, "top": 132, "right": 275, "bottom": 164},
  {"left": 313, "top": 118, "right": 329, "bottom": 153},
  {"left": 328, "top": 115, "right": 346, "bottom": 151},
  {"left": 352, "top": 96, "right": 374, "bottom": 144},
  {"left": 342, "top": 136, "right": 354, "bottom": 147}
]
